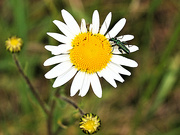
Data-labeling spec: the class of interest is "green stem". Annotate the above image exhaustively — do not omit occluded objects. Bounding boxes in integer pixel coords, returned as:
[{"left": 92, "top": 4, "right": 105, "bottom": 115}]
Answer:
[
  {"left": 47, "top": 100, "right": 56, "bottom": 135},
  {"left": 12, "top": 54, "right": 49, "bottom": 115},
  {"left": 59, "top": 96, "right": 85, "bottom": 116}
]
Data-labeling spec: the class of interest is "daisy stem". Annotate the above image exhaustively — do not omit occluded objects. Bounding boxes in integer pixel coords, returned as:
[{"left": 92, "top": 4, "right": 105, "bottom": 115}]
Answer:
[
  {"left": 53, "top": 89, "right": 85, "bottom": 135},
  {"left": 47, "top": 88, "right": 61, "bottom": 135},
  {"left": 58, "top": 95, "right": 85, "bottom": 116},
  {"left": 12, "top": 54, "right": 49, "bottom": 115},
  {"left": 47, "top": 99, "right": 56, "bottom": 135}
]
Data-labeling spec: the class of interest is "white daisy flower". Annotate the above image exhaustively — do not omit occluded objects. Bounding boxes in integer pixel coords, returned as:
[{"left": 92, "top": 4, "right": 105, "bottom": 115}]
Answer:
[{"left": 44, "top": 9, "right": 138, "bottom": 98}]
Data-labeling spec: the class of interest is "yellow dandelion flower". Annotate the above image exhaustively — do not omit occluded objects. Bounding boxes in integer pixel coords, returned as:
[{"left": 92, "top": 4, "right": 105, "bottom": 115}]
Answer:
[
  {"left": 79, "top": 113, "right": 101, "bottom": 134},
  {"left": 5, "top": 36, "right": 23, "bottom": 53}
]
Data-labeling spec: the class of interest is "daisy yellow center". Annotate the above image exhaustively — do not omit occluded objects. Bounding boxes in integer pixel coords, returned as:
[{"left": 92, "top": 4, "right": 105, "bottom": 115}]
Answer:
[{"left": 70, "top": 32, "right": 112, "bottom": 73}]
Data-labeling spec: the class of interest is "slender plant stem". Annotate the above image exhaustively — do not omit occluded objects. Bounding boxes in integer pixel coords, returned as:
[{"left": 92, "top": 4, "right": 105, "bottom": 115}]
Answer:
[
  {"left": 58, "top": 96, "right": 85, "bottom": 116},
  {"left": 47, "top": 100, "right": 56, "bottom": 135},
  {"left": 54, "top": 94, "right": 85, "bottom": 135},
  {"left": 12, "top": 54, "right": 49, "bottom": 115},
  {"left": 13, "top": 53, "right": 85, "bottom": 134},
  {"left": 48, "top": 88, "right": 60, "bottom": 135}
]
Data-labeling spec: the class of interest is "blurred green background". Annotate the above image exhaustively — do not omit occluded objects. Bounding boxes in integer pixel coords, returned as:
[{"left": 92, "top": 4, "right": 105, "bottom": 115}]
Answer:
[{"left": 0, "top": 0, "right": 180, "bottom": 135}]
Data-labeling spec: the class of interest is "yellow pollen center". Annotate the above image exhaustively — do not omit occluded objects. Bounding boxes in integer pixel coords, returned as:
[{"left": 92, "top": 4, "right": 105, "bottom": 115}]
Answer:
[
  {"left": 5, "top": 36, "right": 23, "bottom": 53},
  {"left": 70, "top": 32, "right": 112, "bottom": 73},
  {"left": 10, "top": 38, "right": 20, "bottom": 46},
  {"left": 82, "top": 120, "right": 96, "bottom": 132}
]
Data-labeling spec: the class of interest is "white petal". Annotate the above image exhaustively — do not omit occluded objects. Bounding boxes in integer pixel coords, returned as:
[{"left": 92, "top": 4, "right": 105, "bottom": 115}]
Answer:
[
  {"left": 90, "top": 73, "right": 102, "bottom": 98},
  {"left": 126, "top": 45, "right": 139, "bottom": 53},
  {"left": 53, "top": 67, "right": 77, "bottom": 88},
  {"left": 45, "top": 61, "right": 72, "bottom": 79},
  {"left": 61, "top": 9, "right": 81, "bottom": 35},
  {"left": 117, "top": 35, "right": 134, "bottom": 42},
  {"left": 89, "top": 24, "right": 93, "bottom": 32},
  {"left": 108, "top": 62, "right": 131, "bottom": 76},
  {"left": 70, "top": 71, "right": 85, "bottom": 96},
  {"left": 44, "top": 55, "right": 69, "bottom": 66},
  {"left": 98, "top": 68, "right": 117, "bottom": 88},
  {"left": 111, "top": 55, "right": 138, "bottom": 67},
  {"left": 53, "top": 20, "right": 75, "bottom": 39},
  {"left": 112, "top": 45, "right": 139, "bottom": 54},
  {"left": 47, "top": 32, "right": 68, "bottom": 43},
  {"left": 106, "top": 66, "right": 124, "bottom": 83},
  {"left": 51, "top": 44, "right": 72, "bottom": 55},
  {"left": 79, "top": 73, "right": 90, "bottom": 97},
  {"left": 81, "top": 19, "right": 87, "bottom": 33},
  {"left": 45, "top": 45, "right": 58, "bottom": 52},
  {"left": 45, "top": 44, "right": 72, "bottom": 55},
  {"left": 111, "top": 46, "right": 121, "bottom": 54},
  {"left": 106, "top": 18, "right": 126, "bottom": 38},
  {"left": 92, "top": 10, "right": 100, "bottom": 34},
  {"left": 99, "top": 12, "right": 112, "bottom": 35}
]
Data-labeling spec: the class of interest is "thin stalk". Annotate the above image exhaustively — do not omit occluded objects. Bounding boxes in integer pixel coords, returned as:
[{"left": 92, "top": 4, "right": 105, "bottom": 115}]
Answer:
[
  {"left": 47, "top": 99, "right": 56, "bottom": 135},
  {"left": 59, "top": 96, "right": 85, "bottom": 116},
  {"left": 12, "top": 54, "right": 49, "bottom": 115}
]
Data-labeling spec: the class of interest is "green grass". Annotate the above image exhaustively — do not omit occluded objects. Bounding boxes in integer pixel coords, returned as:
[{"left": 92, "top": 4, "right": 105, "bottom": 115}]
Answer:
[{"left": 0, "top": 0, "right": 180, "bottom": 135}]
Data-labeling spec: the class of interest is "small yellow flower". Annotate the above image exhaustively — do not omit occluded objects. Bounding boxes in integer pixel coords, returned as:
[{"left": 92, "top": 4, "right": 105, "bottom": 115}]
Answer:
[
  {"left": 5, "top": 36, "right": 23, "bottom": 53},
  {"left": 79, "top": 113, "right": 101, "bottom": 134}
]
